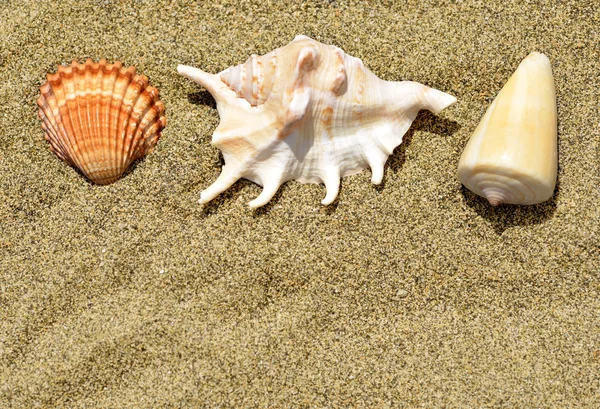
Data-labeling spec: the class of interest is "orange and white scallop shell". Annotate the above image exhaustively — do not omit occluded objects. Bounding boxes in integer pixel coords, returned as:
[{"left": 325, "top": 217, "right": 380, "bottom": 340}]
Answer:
[{"left": 37, "top": 59, "right": 167, "bottom": 185}]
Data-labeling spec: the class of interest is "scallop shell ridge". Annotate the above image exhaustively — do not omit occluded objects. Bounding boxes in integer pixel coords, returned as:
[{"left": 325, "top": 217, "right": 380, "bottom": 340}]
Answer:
[{"left": 37, "top": 59, "right": 167, "bottom": 185}]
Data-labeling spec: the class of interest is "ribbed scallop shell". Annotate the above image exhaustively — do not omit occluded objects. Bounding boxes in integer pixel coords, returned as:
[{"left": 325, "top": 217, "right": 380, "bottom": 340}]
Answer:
[
  {"left": 37, "top": 59, "right": 167, "bottom": 185},
  {"left": 178, "top": 35, "right": 456, "bottom": 208}
]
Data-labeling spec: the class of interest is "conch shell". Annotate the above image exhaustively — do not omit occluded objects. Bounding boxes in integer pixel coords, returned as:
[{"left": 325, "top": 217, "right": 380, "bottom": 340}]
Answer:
[
  {"left": 458, "top": 52, "right": 557, "bottom": 206},
  {"left": 37, "top": 59, "right": 167, "bottom": 185},
  {"left": 178, "top": 35, "right": 456, "bottom": 208}
]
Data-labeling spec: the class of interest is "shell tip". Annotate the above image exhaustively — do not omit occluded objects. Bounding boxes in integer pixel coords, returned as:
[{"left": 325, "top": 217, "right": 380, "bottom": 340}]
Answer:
[
  {"left": 486, "top": 196, "right": 503, "bottom": 207},
  {"left": 481, "top": 188, "right": 505, "bottom": 207},
  {"left": 248, "top": 181, "right": 281, "bottom": 208},
  {"left": 177, "top": 64, "right": 199, "bottom": 79},
  {"left": 425, "top": 88, "right": 457, "bottom": 113},
  {"left": 321, "top": 197, "right": 335, "bottom": 206},
  {"left": 199, "top": 190, "right": 215, "bottom": 205}
]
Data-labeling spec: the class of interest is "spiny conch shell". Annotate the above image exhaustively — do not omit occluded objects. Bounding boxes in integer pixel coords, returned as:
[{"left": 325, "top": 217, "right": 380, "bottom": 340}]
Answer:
[
  {"left": 458, "top": 52, "right": 557, "bottom": 206},
  {"left": 37, "top": 59, "right": 167, "bottom": 185},
  {"left": 178, "top": 35, "right": 456, "bottom": 208}
]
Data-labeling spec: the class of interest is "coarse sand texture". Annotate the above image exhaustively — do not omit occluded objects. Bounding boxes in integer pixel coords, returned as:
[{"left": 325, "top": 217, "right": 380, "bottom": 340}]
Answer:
[{"left": 0, "top": 1, "right": 598, "bottom": 407}]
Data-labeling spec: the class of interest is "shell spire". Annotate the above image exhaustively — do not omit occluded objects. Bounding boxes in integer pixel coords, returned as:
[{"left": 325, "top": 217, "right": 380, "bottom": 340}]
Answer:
[{"left": 179, "top": 36, "right": 456, "bottom": 207}]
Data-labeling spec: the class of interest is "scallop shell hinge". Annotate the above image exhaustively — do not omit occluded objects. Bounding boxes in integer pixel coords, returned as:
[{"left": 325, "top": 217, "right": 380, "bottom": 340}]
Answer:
[
  {"left": 178, "top": 35, "right": 456, "bottom": 208},
  {"left": 37, "top": 59, "right": 167, "bottom": 185}
]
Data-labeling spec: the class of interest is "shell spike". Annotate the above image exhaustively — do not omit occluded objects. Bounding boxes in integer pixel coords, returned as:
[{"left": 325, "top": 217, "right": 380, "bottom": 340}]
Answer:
[
  {"left": 199, "top": 165, "right": 241, "bottom": 204},
  {"left": 364, "top": 148, "right": 387, "bottom": 185},
  {"left": 248, "top": 178, "right": 282, "bottom": 209},
  {"left": 295, "top": 46, "right": 318, "bottom": 77},
  {"left": 370, "top": 163, "right": 385, "bottom": 185},
  {"left": 321, "top": 168, "right": 341, "bottom": 205},
  {"left": 177, "top": 65, "right": 235, "bottom": 105},
  {"left": 413, "top": 83, "right": 457, "bottom": 114}
]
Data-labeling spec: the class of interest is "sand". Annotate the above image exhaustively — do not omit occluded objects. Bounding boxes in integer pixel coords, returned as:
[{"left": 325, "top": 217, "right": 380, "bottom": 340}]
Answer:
[{"left": 0, "top": 0, "right": 598, "bottom": 407}]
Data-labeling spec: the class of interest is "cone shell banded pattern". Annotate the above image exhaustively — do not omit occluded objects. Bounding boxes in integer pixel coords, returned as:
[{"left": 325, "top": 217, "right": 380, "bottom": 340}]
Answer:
[
  {"left": 37, "top": 59, "right": 167, "bottom": 185},
  {"left": 178, "top": 35, "right": 456, "bottom": 208}
]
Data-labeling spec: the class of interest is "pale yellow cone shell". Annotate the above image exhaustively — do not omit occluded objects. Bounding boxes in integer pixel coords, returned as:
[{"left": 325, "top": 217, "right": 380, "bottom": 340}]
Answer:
[
  {"left": 179, "top": 35, "right": 456, "bottom": 208},
  {"left": 458, "top": 52, "right": 557, "bottom": 206}
]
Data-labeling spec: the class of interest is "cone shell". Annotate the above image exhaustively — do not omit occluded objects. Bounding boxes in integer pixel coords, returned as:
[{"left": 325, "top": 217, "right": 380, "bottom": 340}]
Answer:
[
  {"left": 458, "top": 52, "right": 557, "bottom": 206},
  {"left": 37, "top": 59, "right": 167, "bottom": 185},
  {"left": 178, "top": 35, "right": 456, "bottom": 208}
]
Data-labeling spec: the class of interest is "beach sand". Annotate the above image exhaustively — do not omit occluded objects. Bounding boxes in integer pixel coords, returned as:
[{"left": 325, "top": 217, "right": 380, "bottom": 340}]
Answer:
[{"left": 1, "top": 0, "right": 598, "bottom": 407}]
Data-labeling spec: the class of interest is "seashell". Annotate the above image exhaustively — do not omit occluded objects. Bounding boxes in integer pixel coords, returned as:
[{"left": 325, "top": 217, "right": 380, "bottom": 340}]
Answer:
[
  {"left": 178, "top": 35, "right": 456, "bottom": 208},
  {"left": 37, "top": 59, "right": 167, "bottom": 185},
  {"left": 457, "top": 52, "right": 557, "bottom": 206}
]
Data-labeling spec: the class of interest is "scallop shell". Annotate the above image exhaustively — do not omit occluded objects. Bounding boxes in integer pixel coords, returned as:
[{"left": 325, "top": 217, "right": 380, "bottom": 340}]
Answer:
[
  {"left": 178, "top": 35, "right": 456, "bottom": 208},
  {"left": 37, "top": 59, "right": 167, "bottom": 185},
  {"left": 458, "top": 52, "right": 557, "bottom": 206}
]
